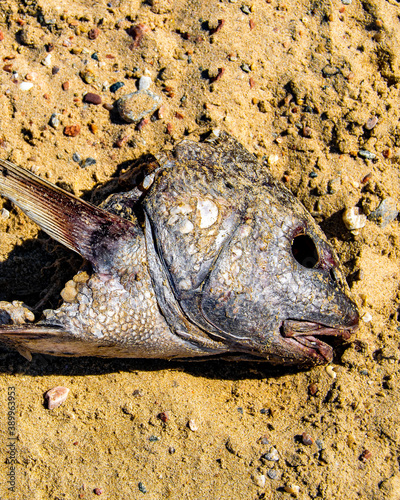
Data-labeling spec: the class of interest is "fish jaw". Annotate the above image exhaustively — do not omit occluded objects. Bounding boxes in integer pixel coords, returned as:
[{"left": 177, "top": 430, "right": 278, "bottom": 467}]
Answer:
[{"left": 280, "top": 316, "right": 359, "bottom": 363}]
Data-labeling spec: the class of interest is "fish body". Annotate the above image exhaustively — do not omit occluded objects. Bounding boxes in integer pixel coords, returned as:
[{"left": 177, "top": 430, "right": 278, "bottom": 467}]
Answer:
[{"left": 0, "top": 131, "right": 358, "bottom": 365}]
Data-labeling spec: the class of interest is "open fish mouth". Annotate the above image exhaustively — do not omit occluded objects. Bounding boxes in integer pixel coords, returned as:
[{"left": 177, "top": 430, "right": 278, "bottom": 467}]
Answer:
[{"left": 280, "top": 319, "right": 358, "bottom": 363}]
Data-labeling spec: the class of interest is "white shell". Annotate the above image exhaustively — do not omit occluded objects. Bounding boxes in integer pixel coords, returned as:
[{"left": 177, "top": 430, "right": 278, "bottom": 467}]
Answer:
[{"left": 197, "top": 198, "right": 219, "bottom": 229}]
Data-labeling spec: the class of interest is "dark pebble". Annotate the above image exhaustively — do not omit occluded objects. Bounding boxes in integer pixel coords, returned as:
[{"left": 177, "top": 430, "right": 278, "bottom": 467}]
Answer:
[
  {"left": 52, "top": 66, "right": 60, "bottom": 75},
  {"left": 308, "top": 383, "right": 318, "bottom": 396},
  {"left": 82, "top": 157, "right": 96, "bottom": 168},
  {"left": 110, "top": 81, "right": 125, "bottom": 93},
  {"left": 368, "top": 198, "right": 398, "bottom": 228},
  {"left": 158, "top": 411, "right": 169, "bottom": 422},
  {"left": 72, "top": 152, "right": 81, "bottom": 163},
  {"left": 309, "top": 171, "right": 318, "bottom": 178},
  {"left": 168, "top": 446, "right": 176, "bottom": 454},
  {"left": 84, "top": 92, "right": 102, "bottom": 105},
  {"left": 148, "top": 435, "right": 159, "bottom": 442},
  {"left": 138, "top": 482, "right": 147, "bottom": 494},
  {"left": 91, "top": 52, "right": 99, "bottom": 61}
]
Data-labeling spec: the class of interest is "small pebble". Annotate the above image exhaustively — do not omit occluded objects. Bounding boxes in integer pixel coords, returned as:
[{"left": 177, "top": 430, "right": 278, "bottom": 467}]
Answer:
[
  {"left": 267, "top": 469, "right": 278, "bottom": 480},
  {"left": 361, "top": 311, "right": 372, "bottom": 323},
  {"left": 368, "top": 198, "right": 398, "bottom": 228},
  {"left": 110, "top": 81, "right": 125, "bottom": 93},
  {"left": 267, "top": 154, "right": 279, "bottom": 166},
  {"left": 116, "top": 90, "right": 162, "bottom": 124},
  {"left": 360, "top": 449, "right": 372, "bottom": 462},
  {"left": 342, "top": 207, "right": 367, "bottom": 234},
  {"left": 168, "top": 447, "right": 175, "bottom": 454},
  {"left": 44, "top": 386, "right": 70, "bottom": 410},
  {"left": 94, "top": 488, "right": 103, "bottom": 495},
  {"left": 241, "top": 63, "right": 251, "bottom": 73},
  {"left": 358, "top": 149, "right": 376, "bottom": 160},
  {"left": 82, "top": 157, "right": 96, "bottom": 168},
  {"left": 91, "top": 52, "right": 99, "bottom": 61},
  {"left": 72, "top": 152, "right": 81, "bottom": 163},
  {"left": 158, "top": 411, "right": 169, "bottom": 422},
  {"left": 264, "top": 447, "right": 279, "bottom": 461},
  {"left": 62, "top": 81, "right": 70, "bottom": 91},
  {"left": 251, "top": 473, "right": 266, "bottom": 488},
  {"left": 1, "top": 208, "right": 10, "bottom": 220},
  {"left": 88, "top": 27, "right": 100, "bottom": 40},
  {"left": 308, "top": 383, "right": 318, "bottom": 396},
  {"left": 64, "top": 125, "right": 81, "bottom": 137},
  {"left": 342, "top": 0, "right": 352, "bottom": 3},
  {"left": 322, "top": 65, "right": 340, "bottom": 77},
  {"left": 325, "top": 365, "right": 337, "bottom": 379},
  {"left": 52, "top": 66, "right": 60, "bottom": 75},
  {"left": 365, "top": 116, "right": 378, "bottom": 130},
  {"left": 42, "top": 54, "right": 52, "bottom": 67},
  {"left": 89, "top": 123, "right": 98, "bottom": 134},
  {"left": 138, "top": 482, "right": 147, "bottom": 494},
  {"left": 83, "top": 92, "right": 102, "bottom": 105},
  {"left": 302, "top": 432, "right": 313, "bottom": 445},
  {"left": 138, "top": 75, "right": 152, "bottom": 91},
  {"left": 19, "top": 82, "right": 33, "bottom": 91},
  {"left": 80, "top": 68, "right": 96, "bottom": 84},
  {"left": 188, "top": 419, "right": 198, "bottom": 431},
  {"left": 284, "top": 484, "right": 300, "bottom": 497},
  {"left": 309, "top": 171, "right": 318, "bottom": 178},
  {"left": 49, "top": 113, "right": 60, "bottom": 128},
  {"left": 148, "top": 435, "right": 159, "bottom": 442}
]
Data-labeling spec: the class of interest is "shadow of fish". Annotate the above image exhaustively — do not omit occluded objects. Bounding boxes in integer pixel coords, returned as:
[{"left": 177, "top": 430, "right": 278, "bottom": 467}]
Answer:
[{"left": 0, "top": 131, "right": 358, "bottom": 366}]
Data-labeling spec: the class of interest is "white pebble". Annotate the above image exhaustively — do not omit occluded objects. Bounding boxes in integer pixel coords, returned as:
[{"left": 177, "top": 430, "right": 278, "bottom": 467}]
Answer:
[
  {"left": 45, "top": 386, "right": 70, "bottom": 410},
  {"left": 1, "top": 208, "right": 10, "bottom": 219},
  {"left": 138, "top": 75, "right": 152, "bottom": 91},
  {"left": 361, "top": 311, "right": 372, "bottom": 323},
  {"left": 251, "top": 473, "right": 266, "bottom": 488},
  {"left": 325, "top": 365, "right": 337, "bottom": 379},
  {"left": 197, "top": 198, "right": 219, "bottom": 228},
  {"left": 19, "top": 82, "right": 34, "bottom": 91},
  {"left": 188, "top": 419, "right": 198, "bottom": 431},
  {"left": 42, "top": 54, "right": 52, "bottom": 67},
  {"left": 267, "top": 154, "right": 279, "bottom": 166},
  {"left": 342, "top": 207, "right": 367, "bottom": 234}
]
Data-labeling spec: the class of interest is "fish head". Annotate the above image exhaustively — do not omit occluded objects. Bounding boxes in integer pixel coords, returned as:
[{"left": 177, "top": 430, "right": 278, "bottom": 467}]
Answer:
[{"left": 196, "top": 196, "right": 359, "bottom": 365}]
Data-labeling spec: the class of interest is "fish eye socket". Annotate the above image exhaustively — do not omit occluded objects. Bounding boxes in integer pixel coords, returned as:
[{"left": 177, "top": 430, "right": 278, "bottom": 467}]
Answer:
[{"left": 291, "top": 234, "right": 319, "bottom": 269}]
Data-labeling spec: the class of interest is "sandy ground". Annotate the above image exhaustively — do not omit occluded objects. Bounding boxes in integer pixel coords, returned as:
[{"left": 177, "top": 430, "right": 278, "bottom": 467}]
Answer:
[{"left": 0, "top": 0, "right": 400, "bottom": 498}]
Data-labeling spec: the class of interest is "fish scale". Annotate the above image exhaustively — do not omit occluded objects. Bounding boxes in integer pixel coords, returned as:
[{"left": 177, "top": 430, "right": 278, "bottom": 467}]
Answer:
[{"left": 0, "top": 131, "right": 358, "bottom": 366}]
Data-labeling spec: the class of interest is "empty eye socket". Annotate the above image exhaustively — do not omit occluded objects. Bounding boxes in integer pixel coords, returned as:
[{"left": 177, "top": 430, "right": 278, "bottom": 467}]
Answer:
[{"left": 291, "top": 234, "right": 319, "bottom": 269}]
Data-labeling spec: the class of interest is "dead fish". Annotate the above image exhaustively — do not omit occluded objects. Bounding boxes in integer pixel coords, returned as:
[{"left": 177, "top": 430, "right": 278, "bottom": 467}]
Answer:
[{"left": 0, "top": 131, "right": 358, "bottom": 365}]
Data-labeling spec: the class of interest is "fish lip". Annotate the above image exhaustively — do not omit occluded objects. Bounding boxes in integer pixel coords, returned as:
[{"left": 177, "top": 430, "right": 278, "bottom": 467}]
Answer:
[{"left": 280, "top": 319, "right": 359, "bottom": 363}]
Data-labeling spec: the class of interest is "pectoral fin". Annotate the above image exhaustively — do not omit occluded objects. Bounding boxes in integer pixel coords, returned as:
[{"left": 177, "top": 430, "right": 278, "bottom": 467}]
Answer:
[{"left": 0, "top": 159, "right": 139, "bottom": 271}]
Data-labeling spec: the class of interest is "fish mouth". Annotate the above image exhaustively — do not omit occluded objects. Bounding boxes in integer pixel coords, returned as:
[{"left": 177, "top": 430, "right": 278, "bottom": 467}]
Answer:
[{"left": 280, "top": 318, "right": 359, "bottom": 363}]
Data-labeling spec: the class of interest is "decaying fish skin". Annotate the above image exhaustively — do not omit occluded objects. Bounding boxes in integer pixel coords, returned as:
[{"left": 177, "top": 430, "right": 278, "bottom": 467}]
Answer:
[{"left": 0, "top": 131, "right": 358, "bottom": 366}]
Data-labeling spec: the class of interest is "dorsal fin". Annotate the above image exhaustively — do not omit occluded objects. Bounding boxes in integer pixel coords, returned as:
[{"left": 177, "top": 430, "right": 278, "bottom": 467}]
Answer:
[{"left": 0, "top": 159, "right": 138, "bottom": 271}]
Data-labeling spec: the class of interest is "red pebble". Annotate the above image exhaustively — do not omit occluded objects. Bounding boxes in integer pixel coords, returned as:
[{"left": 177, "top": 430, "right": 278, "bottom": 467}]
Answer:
[
  {"left": 84, "top": 92, "right": 102, "bottom": 105},
  {"left": 127, "top": 24, "right": 148, "bottom": 49},
  {"left": 0, "top": 31, "right": 4, "bottom": 41},
  {"left": 158, "top": 412, "right": 169, "bottom": 422},
  {"left": 360, "top": 449, "right": 372, "bottom": 462},
  {"left": 62, "top": 81, "right": 70, "bottom": 91},
  {"left": 88, "top": 27, "right": 100, "bottom": 40},
  {"left": 64, "top": 125, "right": 81, "bottom": 137},
  {"left": 94, "top": 487, "right": 103, "bottom": 495}
]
